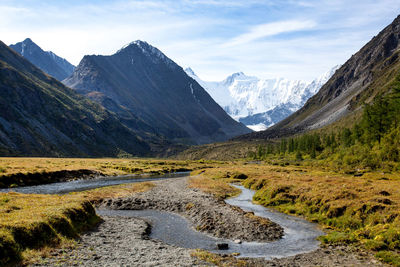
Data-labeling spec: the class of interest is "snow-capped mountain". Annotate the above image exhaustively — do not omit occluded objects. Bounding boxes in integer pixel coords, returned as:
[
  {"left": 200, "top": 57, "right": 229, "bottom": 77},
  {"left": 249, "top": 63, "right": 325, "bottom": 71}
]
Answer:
[{"left": 185, "top": 66, "right": 339, "bottom": 131}]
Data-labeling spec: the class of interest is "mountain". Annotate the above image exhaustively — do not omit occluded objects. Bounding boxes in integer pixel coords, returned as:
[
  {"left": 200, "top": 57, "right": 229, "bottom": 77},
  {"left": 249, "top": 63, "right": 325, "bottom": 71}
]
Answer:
[
  {"left": 10, "top": 38, "right": 75, "bottom": 81},
  {"left": 64, "top": 41, "right": 251, "bottom": 145},
  {"left": 236, "top": 14, "right": 400, "bottom": 140},
  {"left": 185, "top": 66, "right": 338, "bottom": 131},
  {"left": 0, "top": 40, "right": 151, "bottom": 157}
]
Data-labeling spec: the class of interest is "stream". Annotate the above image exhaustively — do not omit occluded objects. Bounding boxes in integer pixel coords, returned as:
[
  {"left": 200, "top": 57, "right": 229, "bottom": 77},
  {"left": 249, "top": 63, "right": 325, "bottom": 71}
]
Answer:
[
  {"left": 0, "top": 172, "right": 190, "bottom": 194},
  {"left": 98, "top": 185, "right": 324, "bottom": 259},
  {"left": 2, "top": 173, "right": 324, "bottom": 259}
]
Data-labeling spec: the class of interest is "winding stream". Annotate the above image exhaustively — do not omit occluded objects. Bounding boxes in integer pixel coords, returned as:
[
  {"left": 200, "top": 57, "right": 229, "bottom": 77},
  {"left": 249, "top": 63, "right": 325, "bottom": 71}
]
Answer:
[
  {"left": 98, "top": 185, "right": 324, "bottom": 259},
  {"left": 2, "top": 173, "right": 324, "bottom": 259},
  {"left": 0, "top": 172, "right": 190, "bottom": 194}
]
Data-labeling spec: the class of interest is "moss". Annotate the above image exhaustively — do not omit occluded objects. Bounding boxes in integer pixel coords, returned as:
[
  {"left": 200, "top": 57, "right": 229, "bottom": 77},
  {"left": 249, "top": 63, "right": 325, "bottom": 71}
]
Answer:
[
  {"left": 319, "top": 231, "right": 356, "bottom": 244},
  {"left": 375, "top": 251, "right": 400, "bottom": 266}
]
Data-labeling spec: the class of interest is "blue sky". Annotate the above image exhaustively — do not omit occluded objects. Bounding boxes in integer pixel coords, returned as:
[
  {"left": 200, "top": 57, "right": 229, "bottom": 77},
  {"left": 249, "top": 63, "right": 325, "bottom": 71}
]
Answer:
[{"left": 1, "top": 0, "right": 400, "bottom": 81}]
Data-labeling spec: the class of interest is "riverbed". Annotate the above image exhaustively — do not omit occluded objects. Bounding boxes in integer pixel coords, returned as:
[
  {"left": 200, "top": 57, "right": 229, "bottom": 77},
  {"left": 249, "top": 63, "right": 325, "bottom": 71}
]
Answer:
[
  {"left": 26, "top": 176, "right": 381, "bottom": 266},
  {"left": 0, "top": 172, "right": 189, "bottom": 194}
]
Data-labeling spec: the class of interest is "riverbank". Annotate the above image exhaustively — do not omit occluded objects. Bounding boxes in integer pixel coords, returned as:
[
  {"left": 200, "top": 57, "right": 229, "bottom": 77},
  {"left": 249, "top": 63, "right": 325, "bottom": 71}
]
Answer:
[
  {"left": 196, "top": 164, "right": 400, "bottom": 266},
  {"left": 1, "top": 159, "right": 394, "bottom": 266},
  {"left": 100, "top": 177, "right": 284, "bottom": 242},
  {"left": 0, "top": 182, "right": 155, "bottom": 265},
  {"left": 36, "top": 176, "right": 382, "bottom": 266},
  {"left": 32, "top": 216, "right": 209, "bottom": 266},
  {"left": 0, "top": 157, "right": 218, "bottom": 188},
  {"left": 34, "top": 216, "right": 381, "bottom": 267}
]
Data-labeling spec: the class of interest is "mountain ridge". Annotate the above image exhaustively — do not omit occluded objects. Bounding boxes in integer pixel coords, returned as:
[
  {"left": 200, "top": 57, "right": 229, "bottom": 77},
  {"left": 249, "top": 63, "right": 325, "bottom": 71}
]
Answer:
[
  {"left": 10, "top": 38, "right": 75, "bottom": 81},
  {"left": 64, "top": 40, "right": 251, "bottom": 145},
  {"left": 235, "top": 14, "right": 400, "bottom": 140},
  {"left": 0, "top": 40, "right": 152, "bottom": 157},
  {"left": 185, "top": 66, "right": 339, "bottom": 130}
]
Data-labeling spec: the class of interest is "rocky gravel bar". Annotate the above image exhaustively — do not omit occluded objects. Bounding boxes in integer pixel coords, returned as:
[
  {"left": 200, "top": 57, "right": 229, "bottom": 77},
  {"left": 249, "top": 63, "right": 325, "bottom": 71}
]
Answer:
[{"left": 33, "top": 177, "right": 384, "bottom": 266}]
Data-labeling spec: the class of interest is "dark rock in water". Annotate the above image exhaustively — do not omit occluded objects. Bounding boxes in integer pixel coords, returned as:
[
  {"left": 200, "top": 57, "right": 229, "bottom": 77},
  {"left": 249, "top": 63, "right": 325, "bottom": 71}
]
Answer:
[{"left": 216, "top": 243, "right": 229, "bottom": 250}]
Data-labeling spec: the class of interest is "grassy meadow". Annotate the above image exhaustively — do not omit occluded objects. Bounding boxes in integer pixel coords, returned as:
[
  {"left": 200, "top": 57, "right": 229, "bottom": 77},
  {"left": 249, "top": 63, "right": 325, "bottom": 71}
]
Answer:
[
  {"left": 0, "top": 157, "right": 220, "bottom": 188},
  {"left": 194, "top": 163, "right": 400, "bottom": 266},
  {"left": 1, "top": 157, "right": 400, "bottom": 265},
  {"left": 0, "top": 180, "right": 156, "bottom": 265}
]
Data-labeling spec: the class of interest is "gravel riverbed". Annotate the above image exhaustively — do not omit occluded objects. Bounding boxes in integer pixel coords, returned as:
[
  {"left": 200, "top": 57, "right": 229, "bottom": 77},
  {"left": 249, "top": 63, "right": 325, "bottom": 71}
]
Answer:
[{"left": 33, "top": 177, "right": 384, "bottom": 266}]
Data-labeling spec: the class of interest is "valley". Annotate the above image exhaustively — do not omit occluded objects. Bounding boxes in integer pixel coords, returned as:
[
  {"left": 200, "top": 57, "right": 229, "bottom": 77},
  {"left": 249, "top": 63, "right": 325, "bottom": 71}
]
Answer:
[
  {"left": 0, "top": 158, "right": 394, "bottom": 266},
  {"left": 1, "top": 2, "right": 400, "bottom": 267}
]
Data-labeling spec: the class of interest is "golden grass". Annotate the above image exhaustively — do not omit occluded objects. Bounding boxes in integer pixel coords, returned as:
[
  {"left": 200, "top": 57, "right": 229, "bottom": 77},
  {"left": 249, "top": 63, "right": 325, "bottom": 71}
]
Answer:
[
  {"left": 0, "top": 192, "right": 89, "bottom": 228},
  {"left": 0, "top": 180, "right": 156, "bottom": 265},
  {"left": 74, "top": 181, "right": 155, "bottom": 203},
  {"left": 0, "top": 192, "right": 98, "bottom": 265},
  {"left": 188, "top": 175, "right": 241, "bottom": 200},
  {"left": 198, "top": 163, "right": 400, "bottom": 265},
  {"left": 190, "top": 249, "right": 248, "bottom": 267},
  {"left": 0, "top": 157, "right": 221, "bottom": 188},
  {"left": 0, "top": 157, "right": 218, "bottom": 177}
]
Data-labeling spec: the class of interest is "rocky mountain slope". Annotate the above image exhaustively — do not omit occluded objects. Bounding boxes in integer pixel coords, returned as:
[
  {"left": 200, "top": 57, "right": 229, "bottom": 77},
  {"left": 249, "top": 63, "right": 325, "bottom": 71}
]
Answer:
[
  {"left": 186, "top": 67, "right": 338, "bottom": 131},
  {"left": 236, "top": 14, "right": 400, "bottom": 140},
  {"left": 0, "top": 40, "right": 150, "bottom": 157},
  {"left": 64, "top": 41, "right": 251, "bottom": 145},
  {"left": 10, "top": 38, "right": 75, "bottom": 81}
]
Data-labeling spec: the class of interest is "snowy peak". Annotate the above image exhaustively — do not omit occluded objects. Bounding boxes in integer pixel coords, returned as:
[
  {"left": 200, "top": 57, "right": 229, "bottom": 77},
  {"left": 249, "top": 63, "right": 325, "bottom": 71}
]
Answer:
[
  {"left": 116, "top": 40, "right": 177, "bottom": 69},
  {"left": 185, "top": 66, "right": 339, "bottom": 130},
  {"left": 223, "top": 72, "right": 257, "bottom": 85},
  {"left": 185, "top": 67, "right": 198, "bottom": 79}
]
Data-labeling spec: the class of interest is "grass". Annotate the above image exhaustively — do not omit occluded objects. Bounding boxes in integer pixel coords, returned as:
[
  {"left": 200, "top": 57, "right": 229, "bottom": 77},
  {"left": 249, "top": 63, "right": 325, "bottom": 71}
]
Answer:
[
  {"left": 0, "top": 157, "right": 220, "bottom": 176},
  {"left": 188, "top": 174, "right": 241, "bottom": 200},
  {"left": 2, "top": 157, "right": 399, "bottom": 265},
  {"left": 191, "top": 249, "right": 248, "bottom": 267},
  {"left": 74, "top": 181, "right": 155, "bottom": 204},
  {"left": 0, "top": 192, "right": 99, "bottom": 266},
  {"left": 197, "top": 163, "right": 400, "bottom": 266},
  {"left": 0, "top": 180, "right": 156, "bottom": 265},
  {"left": 0, "top": 157, "right": 219, "bottom": 188}
]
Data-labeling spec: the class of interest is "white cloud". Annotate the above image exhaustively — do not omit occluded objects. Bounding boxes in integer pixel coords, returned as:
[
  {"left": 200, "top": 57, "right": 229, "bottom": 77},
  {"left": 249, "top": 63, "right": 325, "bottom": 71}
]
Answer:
[
  {"left": 225, "top": 20, "right": 316, "bottom": 47},
  {"left": 1, "top": 0, "right": 400, "bottom": 82}
]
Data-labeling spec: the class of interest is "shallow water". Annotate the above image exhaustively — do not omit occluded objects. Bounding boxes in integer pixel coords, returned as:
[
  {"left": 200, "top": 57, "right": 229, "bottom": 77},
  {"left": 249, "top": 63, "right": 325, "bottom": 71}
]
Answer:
[
  {"left": 98, "top": 185, "right": 324, "bottom": 259},
  {"left": 0, "top": 172, "right": 190, "bottom": 194}
]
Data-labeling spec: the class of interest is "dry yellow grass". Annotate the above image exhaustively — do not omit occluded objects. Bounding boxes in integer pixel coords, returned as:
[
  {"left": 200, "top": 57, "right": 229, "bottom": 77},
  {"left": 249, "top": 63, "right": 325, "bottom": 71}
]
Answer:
[
  {"left": 75, "top": 181, "right": 155, "bottom": 203},
  {"left": 0, "top": 192, "right": 98, "bottom": 265},
  {"left": 188, "top": 175, "right": 241, "bottom": 200},
  {"left": 0, "top": 157, "right": 222, "bottom": 188},
  {"left": 0, "top": 157, "right": 219, "bottom": 176},
  {"left": 197, "top": 163, "right": 400, "bottom": 265},
  {"left": 0, "top": 180, "right": 156, "bottom": 265},
  {"left": 191, "top": 249, "right": 248, "bottom": 267}
]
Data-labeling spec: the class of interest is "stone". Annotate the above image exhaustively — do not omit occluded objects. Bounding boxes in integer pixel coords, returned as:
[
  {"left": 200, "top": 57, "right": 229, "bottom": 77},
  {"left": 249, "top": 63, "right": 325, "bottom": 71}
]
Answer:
[{"left": 216, "top": 243, "right": 229, "bottom": 250}]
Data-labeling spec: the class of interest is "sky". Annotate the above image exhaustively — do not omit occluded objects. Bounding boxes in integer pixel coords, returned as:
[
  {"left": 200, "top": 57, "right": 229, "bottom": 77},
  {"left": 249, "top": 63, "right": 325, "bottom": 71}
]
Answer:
[{"left": 1, "top": 0, "right": 400, "bottom": 81}]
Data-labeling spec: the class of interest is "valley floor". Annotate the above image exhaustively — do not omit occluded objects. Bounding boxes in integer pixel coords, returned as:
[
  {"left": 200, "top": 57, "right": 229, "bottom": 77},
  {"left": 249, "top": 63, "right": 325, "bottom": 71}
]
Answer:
[{"left": 31, "top": 177, "right": 382, "bottom": 266}]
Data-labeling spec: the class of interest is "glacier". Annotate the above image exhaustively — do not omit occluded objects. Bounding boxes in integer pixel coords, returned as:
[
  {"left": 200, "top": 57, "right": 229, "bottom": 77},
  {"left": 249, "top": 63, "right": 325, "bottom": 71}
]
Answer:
[{"left": 185, "top": 66, "right": 339, "bottom": 131}]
